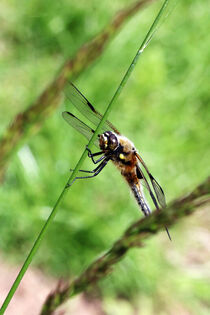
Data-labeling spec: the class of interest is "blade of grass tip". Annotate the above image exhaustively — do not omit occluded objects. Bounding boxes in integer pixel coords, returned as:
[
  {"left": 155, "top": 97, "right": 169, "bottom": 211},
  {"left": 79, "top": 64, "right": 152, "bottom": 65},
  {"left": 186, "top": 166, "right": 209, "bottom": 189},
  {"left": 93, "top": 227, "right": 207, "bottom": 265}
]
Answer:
[
  {"left": 83, "top": 0, "right": 172, "bottom": 149},
  {"left": 0, "top": 1, "right": 173, "bottom": 314}
]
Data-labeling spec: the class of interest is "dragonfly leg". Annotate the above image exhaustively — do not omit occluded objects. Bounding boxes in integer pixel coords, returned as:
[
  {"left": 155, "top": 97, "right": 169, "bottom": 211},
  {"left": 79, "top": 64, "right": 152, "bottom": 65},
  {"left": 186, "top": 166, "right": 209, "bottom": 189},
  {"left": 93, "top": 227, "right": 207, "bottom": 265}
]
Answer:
[
  {"left": 69, "top": 168, "right": 95, "bottom": 174},
  {"left": 66, "top": 159, "right": 109, "bottom": 188},
  {"left": 86, "top": 146, "right": 105, "bottom": 164}
]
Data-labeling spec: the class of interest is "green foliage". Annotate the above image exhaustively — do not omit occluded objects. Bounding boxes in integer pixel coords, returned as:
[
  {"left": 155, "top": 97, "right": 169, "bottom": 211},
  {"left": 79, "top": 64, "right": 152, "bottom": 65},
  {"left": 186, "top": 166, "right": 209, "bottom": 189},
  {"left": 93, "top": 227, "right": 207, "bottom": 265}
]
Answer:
[{"left": 0, "top": 0, "right": 210, "bottom": 313}]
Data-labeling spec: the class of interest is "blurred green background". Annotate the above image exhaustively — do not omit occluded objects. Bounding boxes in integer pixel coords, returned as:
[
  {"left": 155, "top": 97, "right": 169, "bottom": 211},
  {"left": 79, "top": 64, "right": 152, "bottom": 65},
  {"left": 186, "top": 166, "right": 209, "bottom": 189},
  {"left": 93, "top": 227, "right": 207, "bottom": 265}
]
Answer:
[{"left": 0, "top": 0, "right": 210, "bottom": 314}]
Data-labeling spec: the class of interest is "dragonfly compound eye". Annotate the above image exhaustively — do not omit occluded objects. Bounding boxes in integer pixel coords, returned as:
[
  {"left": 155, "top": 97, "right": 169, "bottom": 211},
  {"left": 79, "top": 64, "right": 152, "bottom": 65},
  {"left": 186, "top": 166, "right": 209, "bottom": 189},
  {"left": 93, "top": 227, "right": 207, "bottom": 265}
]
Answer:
[
  {"left": 99, "top": 134, "right": 108, "bottom": 149},
  {"left": 109, "top": 133, "right": 118, "bottom": 150}
]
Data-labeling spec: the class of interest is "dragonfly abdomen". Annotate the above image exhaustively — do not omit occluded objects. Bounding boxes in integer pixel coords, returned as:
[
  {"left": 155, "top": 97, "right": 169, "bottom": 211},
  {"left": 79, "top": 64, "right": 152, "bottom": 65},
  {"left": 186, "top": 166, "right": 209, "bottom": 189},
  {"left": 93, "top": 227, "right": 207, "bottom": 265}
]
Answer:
[{"left": 131, "top": 183, "right": 151, "bottom": 216}]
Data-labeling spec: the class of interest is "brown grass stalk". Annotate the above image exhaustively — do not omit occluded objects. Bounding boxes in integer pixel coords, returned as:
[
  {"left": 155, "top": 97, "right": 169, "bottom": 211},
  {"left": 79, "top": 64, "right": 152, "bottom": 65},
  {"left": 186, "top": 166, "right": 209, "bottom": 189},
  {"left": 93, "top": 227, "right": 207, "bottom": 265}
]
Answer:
[{"left": 41, "top": 177, "right": 210, "bottom": 315}]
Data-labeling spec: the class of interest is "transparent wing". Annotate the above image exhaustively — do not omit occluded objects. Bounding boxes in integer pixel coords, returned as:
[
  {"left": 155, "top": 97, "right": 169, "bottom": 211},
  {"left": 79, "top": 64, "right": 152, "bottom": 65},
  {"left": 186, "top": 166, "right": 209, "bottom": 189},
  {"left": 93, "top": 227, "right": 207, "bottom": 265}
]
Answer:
[
  {"left": 64, "top": 82, "right": 120, "bottom": 135},
  {"left": 149, "top": 174, "right": 166, "bottom": 208},
  {"left": 136, "top": 161, "right": 171, "bottom": 240},
  {"left": 135, "top": 152, "right": 166, "bottom": 208},
  {"left": 136, "top": 164, "right": 159, "bottom": 209},
  {"left": 62, "top": 111, "right": 100, "bottom": 148}
]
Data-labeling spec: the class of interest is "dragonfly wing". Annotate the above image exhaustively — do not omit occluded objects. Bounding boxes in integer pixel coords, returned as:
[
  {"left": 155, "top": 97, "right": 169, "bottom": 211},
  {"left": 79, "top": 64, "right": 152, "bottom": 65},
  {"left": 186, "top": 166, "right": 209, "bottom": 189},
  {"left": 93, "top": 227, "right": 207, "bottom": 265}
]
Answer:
[
  {"left": 135, "top": 152, "right": 166, "bottom": 208},
  {"left": 136, "top": 164, "right": 159, "bottom": 209},
  {"left": 136, "top": 162, "right": 171, "bottom": 240},
  {"left": 64, "top": 82, "right": 120, "bottom": 135},
  {"left": 149, "top": 174, "right": 166, "bottom": 208},
  {"left": 62, "top": 111, "right": 99, "bottom": 148}
]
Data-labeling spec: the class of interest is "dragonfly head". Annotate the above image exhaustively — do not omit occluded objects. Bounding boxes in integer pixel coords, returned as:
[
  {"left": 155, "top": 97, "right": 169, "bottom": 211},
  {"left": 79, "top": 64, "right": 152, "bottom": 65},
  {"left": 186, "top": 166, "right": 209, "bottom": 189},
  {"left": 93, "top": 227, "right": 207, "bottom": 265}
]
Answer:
[{"left": 99, "top": 131, "right": 119, "bottom": 152}]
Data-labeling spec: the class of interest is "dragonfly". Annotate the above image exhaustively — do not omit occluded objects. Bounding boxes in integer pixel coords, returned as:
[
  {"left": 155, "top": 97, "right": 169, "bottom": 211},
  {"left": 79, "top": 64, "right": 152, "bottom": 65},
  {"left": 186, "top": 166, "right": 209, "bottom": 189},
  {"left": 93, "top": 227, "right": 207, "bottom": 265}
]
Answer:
[{"left": 63, "top": 83, "right": 171, "bottom": 240}]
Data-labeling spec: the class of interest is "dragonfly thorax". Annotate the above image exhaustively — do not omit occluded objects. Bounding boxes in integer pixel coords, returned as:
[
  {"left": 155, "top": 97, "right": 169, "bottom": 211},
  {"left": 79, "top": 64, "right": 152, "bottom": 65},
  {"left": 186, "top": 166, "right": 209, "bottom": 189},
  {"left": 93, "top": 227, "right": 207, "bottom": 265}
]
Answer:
[{"left": 99, "top": 131, "right": 119, "bottom": 152}]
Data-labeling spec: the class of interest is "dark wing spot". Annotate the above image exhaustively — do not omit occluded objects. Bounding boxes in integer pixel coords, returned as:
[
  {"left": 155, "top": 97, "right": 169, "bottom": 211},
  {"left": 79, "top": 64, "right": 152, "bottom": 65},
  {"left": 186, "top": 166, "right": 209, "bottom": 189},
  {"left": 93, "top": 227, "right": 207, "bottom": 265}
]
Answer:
[
  {"left": 136, "top": 166, "right": 143, "bottom": 179},
  {"left": 87, "top": 100, "right": 97, "bottom": 113}
]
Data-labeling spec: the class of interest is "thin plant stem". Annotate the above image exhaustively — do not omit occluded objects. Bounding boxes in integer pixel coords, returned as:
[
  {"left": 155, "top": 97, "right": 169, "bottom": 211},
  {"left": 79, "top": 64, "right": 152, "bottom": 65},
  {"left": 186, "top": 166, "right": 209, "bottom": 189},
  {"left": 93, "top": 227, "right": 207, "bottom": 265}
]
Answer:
[{"left": 0, "top": 0, "right": 172, "bottom": 314}]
